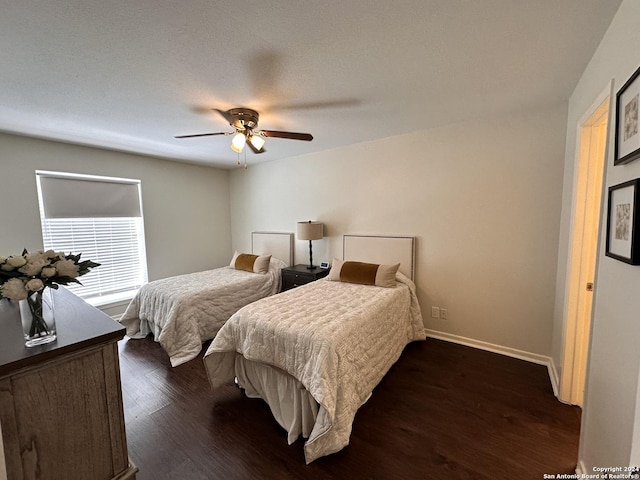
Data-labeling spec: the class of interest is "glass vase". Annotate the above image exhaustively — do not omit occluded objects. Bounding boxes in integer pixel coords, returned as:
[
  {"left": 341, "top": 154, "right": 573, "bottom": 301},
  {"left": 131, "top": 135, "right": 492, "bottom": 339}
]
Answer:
[{"left": 19, "top": 288, "right": 57, "bottom": 347}]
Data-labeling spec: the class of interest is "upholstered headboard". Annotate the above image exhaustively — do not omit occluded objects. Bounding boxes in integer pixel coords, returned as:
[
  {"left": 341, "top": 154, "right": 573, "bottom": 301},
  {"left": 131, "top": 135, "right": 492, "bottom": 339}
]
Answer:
[
  {"left": 252, "top": 232, "right": 294, "bottom": 266},
  {"left": 343, "top": 234, "right": 415, "bottom": 280}
]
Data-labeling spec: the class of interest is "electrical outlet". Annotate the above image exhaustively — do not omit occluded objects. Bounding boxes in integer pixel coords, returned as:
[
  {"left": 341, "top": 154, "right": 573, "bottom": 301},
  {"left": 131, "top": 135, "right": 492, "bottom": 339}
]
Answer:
[
  {"left": 440, "top": 308, "right": 448, "bottom": 320},
  {"left": 431, "top": 306, "right": 440, "bottom": 318}
]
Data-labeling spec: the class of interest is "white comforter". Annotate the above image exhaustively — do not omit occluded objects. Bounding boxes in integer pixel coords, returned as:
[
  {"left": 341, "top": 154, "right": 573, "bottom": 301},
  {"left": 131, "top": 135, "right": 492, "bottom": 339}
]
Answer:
[
  {"left": 203, "top": 273, "right": 426, "bottom": 463},
  {"left": 120, "top": 259, "right": 284, "bottom": 367}
]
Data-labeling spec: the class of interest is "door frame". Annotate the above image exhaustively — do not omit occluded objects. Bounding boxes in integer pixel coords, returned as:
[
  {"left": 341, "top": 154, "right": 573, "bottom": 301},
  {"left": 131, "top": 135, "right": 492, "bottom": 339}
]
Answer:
[{"left": 559, "top": 82, "right": 613, "bottom": 406}]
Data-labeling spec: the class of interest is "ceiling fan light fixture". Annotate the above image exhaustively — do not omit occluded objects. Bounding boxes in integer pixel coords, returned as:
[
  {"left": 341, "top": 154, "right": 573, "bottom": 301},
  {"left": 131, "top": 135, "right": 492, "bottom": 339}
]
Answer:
[
  {"left": 249, "top": 134, "right": 266, "bottom": 151},
  {"left": 176, "top": 107, "right": 313, "bottom": 165},
  {"left": 230, "top": 132, "right": 246, "bottom": 153}
]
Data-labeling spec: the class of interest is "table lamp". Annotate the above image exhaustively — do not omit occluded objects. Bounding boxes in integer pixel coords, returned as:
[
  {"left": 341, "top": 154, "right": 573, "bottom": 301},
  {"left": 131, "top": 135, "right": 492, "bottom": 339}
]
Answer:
[{"left": 297, "top": 221, "right": 323, "bottom": 269}]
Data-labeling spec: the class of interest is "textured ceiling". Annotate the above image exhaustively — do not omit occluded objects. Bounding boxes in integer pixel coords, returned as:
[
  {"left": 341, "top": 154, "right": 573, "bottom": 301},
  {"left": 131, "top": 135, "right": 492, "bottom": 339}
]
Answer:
[{"left": 0, "top": 1, "right": 622, "bottom": 168}]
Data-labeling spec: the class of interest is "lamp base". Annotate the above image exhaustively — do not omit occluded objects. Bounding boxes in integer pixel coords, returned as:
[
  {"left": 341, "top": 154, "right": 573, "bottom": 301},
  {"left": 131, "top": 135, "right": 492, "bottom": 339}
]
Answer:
[{"left": 306, "top": 265, "right": 318, "bottom": 270}]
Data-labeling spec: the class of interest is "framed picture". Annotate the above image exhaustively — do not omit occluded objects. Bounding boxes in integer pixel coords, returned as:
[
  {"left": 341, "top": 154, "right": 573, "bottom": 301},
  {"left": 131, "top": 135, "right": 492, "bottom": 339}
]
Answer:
[
  {"left": 606, "top": 179, "right": 640, "bottom": 264},
  {"left": 615, "top": 66, "right": 640, "bottom": 165}
]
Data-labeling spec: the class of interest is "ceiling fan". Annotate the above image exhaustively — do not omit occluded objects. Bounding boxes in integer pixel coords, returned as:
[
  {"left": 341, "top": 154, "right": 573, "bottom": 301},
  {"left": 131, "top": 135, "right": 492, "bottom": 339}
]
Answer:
[{"left": 175, "top": 107, "right": 313, "bottom": 156}]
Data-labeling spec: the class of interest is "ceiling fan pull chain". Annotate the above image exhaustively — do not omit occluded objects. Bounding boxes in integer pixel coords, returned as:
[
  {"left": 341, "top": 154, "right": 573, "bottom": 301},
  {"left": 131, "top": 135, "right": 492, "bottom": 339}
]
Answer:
[{"left": 244, "top": 149, "right": 248, "bottom": 169}]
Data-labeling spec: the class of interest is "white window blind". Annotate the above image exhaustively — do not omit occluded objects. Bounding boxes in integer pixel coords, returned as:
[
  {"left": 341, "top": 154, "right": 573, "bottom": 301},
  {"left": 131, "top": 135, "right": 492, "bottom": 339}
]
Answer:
[{"left": 36, "top": 171, "right": 148, "bottom": 303}]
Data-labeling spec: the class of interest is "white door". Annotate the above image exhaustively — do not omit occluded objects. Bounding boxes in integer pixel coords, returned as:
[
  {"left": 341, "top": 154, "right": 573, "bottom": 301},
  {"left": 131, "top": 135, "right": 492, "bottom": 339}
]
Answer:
[{"left": 559, "top": 96, "right": 608, "bottom": 406}]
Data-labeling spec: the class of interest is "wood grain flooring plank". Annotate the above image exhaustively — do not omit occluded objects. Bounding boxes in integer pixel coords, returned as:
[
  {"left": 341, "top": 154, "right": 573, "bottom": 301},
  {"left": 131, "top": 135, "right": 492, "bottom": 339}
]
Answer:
[{"left": 118, "top": 337, "right": 580, "bottom": 480}]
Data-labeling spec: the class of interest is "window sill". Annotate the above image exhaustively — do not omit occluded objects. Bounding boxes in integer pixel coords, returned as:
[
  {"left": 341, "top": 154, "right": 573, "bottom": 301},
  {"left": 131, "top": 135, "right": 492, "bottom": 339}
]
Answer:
[{"left": 84, "top": 290, "right": 137, "bottom": 309}]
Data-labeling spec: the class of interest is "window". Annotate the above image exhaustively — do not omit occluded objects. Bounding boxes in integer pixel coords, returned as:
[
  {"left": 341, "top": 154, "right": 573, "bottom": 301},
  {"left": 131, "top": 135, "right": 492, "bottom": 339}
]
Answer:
[{"left": 36, "top": 171, "right": 148, "bottom": 305}]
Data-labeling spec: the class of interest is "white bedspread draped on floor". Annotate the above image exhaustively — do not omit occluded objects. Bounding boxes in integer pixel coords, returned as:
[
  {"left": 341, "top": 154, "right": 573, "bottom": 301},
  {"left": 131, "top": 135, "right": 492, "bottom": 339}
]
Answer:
[
  {"left": 120, "top": 258, "right": 285, "bottom": 366},
  {"left": 203, "top": 273, "right": 425, "bottom": 463}
]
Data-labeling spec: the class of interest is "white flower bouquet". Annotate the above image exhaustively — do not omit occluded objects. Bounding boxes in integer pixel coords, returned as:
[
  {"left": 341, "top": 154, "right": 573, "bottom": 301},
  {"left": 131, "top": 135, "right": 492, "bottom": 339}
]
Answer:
[
  {"left": 0, "top": 249, "right": 100, "bottom": 301},
  {"left": 0, "top": 249, "right": 100, "bottom": 344}
]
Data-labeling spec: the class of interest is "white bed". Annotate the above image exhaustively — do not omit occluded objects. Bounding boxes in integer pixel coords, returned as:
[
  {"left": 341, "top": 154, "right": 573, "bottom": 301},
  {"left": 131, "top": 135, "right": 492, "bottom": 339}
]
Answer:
[
  {"left": 203, "top": 235, "right": 426, "bottom": 463},
  {"left": 120, "top": 232, "right": 293, "bottom": 367}
]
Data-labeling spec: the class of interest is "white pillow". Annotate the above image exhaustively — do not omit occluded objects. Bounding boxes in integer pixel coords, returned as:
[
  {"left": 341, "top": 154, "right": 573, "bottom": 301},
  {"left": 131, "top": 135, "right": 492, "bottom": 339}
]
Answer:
[
  {"left": 327, "top": 258, "right": 399, "bottom": 287},
  {"left": 229, "top": 251, "right": 272, "bottom": 274}
]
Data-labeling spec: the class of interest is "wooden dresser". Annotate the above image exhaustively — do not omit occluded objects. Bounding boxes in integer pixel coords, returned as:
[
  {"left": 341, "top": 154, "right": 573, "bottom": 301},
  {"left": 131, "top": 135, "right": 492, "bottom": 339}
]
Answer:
[{"left": 0, "top": 288, "right": 136, "bottom": 480}]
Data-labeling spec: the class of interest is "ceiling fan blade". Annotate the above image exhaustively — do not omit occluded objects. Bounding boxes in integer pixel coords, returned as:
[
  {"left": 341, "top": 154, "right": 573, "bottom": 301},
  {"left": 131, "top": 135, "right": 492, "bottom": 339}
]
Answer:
[
  {"left": 266, "top": 98, "right": 361, "bottom": 112},
  {"left": 174, "top": 132, "right": 229, "bottom": 139},
  {"left": 260, "top": 130, "right": 313, "bottom": 141},
  {"left": 214, "top": 108, "right": 234, "bottom": 124}
]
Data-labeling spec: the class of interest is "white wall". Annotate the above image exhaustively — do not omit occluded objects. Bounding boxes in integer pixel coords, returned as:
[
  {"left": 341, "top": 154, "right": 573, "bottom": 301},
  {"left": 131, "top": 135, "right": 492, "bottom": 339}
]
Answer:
[
  {"left": 0, "top": 132, "right": 232, "bottom": 308},
  {"left": 230, "top": 105, "right": 566, "bottom": 357},
  {"left": 553, "top": 0, "right": 640, "bottom": 469}
]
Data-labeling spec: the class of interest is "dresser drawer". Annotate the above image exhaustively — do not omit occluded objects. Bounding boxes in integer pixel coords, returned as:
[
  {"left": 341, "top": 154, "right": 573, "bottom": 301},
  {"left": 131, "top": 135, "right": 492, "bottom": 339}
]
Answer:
[
  {"left": 283, "top": 271, "right": 314, "bottom": 289},
  {"left": 281, "top": 265, "right": 329, "bottom": 292}
]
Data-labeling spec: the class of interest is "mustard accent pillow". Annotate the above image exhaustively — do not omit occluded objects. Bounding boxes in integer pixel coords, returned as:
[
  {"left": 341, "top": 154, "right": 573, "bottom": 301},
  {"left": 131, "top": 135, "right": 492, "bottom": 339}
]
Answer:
[
  {"left": 327, "top": 258, "right": 399, "bottom": 287},
  {"left": 229, "top": 251, "right": 272, "bottom": 274}
]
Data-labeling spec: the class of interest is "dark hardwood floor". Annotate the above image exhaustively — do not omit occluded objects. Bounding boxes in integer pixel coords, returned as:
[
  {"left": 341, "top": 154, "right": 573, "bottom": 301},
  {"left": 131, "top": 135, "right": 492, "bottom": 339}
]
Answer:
[{"left": 118, "top": 337, "right": 581, "bottom": 480}]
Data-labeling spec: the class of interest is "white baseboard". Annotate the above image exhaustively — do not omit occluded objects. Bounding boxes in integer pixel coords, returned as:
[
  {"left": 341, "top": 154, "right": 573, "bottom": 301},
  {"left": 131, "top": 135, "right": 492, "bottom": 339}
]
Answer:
[{"left": 425, "top": 329, "right": 556, "bottom": 391}]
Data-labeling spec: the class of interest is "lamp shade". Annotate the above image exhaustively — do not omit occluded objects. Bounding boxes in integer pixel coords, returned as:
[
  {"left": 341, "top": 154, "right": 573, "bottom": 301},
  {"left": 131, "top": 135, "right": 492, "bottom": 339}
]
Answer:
[
  {"left": 249, "top": 134, "right": 266, "bottom": 151},
  {"left": 230, "top": 132, "right": 246, "bottom": 153},
  {"left": 297, "top": 221, "right": 323, "bottom": 241}
]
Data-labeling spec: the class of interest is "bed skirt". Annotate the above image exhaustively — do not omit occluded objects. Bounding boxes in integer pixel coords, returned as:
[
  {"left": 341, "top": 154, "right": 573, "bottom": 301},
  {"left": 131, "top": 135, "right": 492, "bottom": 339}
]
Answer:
[{"left": 234, "top": 356, "right": 323, "bottom": 445}]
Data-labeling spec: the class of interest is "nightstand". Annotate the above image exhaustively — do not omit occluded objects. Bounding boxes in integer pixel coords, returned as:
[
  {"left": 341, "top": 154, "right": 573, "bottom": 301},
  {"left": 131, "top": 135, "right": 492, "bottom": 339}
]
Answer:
[{"left": 281, "top": 264, "right": 330, "bottom": 291}]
